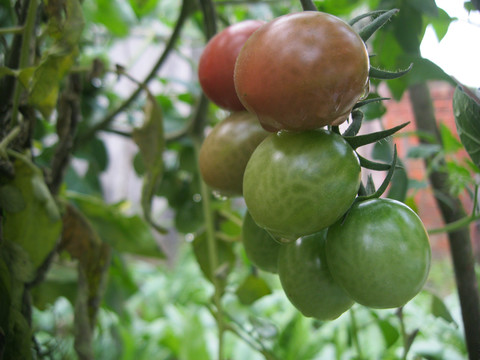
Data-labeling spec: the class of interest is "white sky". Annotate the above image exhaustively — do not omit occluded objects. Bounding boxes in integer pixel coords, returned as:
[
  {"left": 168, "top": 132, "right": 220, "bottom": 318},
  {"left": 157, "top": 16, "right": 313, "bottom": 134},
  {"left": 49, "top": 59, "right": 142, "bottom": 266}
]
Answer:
[{"left": 420, "top": 0, "right": 480, "bottom": 87}]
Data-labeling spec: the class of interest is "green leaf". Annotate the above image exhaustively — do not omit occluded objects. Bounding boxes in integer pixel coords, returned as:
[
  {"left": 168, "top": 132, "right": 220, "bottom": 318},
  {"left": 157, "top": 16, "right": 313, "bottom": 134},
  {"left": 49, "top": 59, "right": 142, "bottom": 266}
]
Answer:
[
  {"left": 192, "top": 232, "right": 235, "bottom": 292},
  {"left": 29, "top": 0, "right": 85, "bottom": 118},
  {"left": 30, "top": 263, "right": 78, "bottom": 310},
  {"left": 453, "top": 86, "right": 480, "bottom": 169},
  {"left": 407, "top": 144, "right": 442, "bottom": 159},
  {"left": 430, "top": 293, "right": 456, "bottom": 324},
  {"left": 66, "top": 192, "right": 165, "bottom": 258},
  {"left": 82, "top": 0, "right": 136, "bottom": 37},
  {"left": 402, "top": 56, "right": 455, "bottom": 86},
  {"left": 0, "top": 184, "right": 25, "bottom": 213},
  {"left": 133, "top": 91, "right": 167, "bottom": 234},
  {"left": 235, "top": 274, "right": 272, "bottom": 305},
  {"left": 29, "top": 50, "right": 77, "bottom": 118},
  {"left": 0, "top": 258, "right": 11, "bottom": 330},
  {"left": 129, "top": 0, "right": 158, "bottom": 18},
  {"left": 2, "top": 159, "right": 62, "bottom": 268},
  {"left": 174, "top": 197, "right": 203, "bottom": 234},
  {"left": 440, "top": 122, "right": 463, "bottom": 154},
  {"left": 370, "top": 311, "right": 400, "bottom": 348},
  {"left": 0, "top": 66, "right": 17, "bottom": 78},
  {"left": 430, "top": 8, "right": 455, "bottom": 41},
  {"left": 74, "top": 137, "right": 108, "bottom": 172},
  {"left": 103, "top": 254, "right": 138, "bottom": 314},
  {"left": 407, "top": 0, "right": 438, "bottom": 17},
  {"left": 392, "top": 4, "right": 423, "bottom": 53}
]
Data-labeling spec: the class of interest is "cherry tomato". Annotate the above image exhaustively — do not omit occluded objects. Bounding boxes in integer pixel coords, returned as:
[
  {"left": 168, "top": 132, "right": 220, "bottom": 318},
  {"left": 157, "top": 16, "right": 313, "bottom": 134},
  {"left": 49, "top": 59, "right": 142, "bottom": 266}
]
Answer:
[
  {"left": 198, "top": 20, "right": 265, "bottom": 111},
  {"left": 242, "top": 211, "right": 281, "bottom": 273},
  {"left": 234, "top": 11, "right": 369, "bottom": 131},
  {"left": 326, "top": 198, "right": 431, "bottom": 309},
  {"left": 243, "top": 129, "right": 361, "bottom": 240},
  {"left": 199, "top": 111, "right": 269, "bottom": 196},
  {"left": 278, "top": 230, "right": 354, "bottom": 320}
]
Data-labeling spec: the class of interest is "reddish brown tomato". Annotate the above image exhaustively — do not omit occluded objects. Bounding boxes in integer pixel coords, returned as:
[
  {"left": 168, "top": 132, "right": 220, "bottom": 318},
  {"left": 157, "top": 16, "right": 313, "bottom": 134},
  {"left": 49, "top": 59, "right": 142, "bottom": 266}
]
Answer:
[
  {"left": 234, "top": 12, "right": 369, "bottom": 132},
  {"left": 198, "top": 20, "right": 265, "bottom": 111}
]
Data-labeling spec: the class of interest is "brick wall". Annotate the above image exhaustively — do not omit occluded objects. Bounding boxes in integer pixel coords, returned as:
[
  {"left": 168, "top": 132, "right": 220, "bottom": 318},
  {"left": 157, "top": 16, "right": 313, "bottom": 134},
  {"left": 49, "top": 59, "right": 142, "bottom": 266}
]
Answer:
[{"left": 376, "top": 81, "right": 479, "bottom": 259}]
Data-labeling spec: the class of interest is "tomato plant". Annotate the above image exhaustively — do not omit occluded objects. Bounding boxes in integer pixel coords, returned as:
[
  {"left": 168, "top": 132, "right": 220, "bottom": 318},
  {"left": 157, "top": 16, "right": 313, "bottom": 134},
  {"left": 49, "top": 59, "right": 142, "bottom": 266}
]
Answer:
[
  {"left": 326, "top": 198, "right": 431, "bottom": 309},
  {"left": 241, "top": 211, "right": 281, "bottom": 273},
  {"left": 243, "top": 129, "right": 361, "bottom": 241},
  {"left": 198, "top": 20, "right": 265, "bottom": 111},
  {"left": 199, "top": 111, "right": 269, "bottom": 196},
  {"left": 278, "top": 230, "right": 354, "bottom": 320},
  {"left": 234, "top": 11, "right": 369, "bottom": 132}
]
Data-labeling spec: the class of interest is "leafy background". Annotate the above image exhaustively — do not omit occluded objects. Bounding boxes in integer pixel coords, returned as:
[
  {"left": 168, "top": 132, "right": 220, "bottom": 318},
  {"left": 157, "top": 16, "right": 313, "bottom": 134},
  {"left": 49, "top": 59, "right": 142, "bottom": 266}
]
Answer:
[{"left": 0, "top": 0, "right": 479, "bottom": 359}]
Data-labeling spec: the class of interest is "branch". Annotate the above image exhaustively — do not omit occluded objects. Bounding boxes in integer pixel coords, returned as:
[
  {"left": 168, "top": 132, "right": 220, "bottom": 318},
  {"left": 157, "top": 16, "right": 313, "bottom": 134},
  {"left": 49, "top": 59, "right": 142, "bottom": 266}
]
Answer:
[
  {"left": 48, "top": 73, "right": 82, "bottom": 195},
  {"left": 408, "top": 82, "right": 480, "bottom": 360},
  {"left": 75, "top": 0, "right": 193, "bottom": 146},
  {"left": 11, "top": 0, "right": 38, "bottom": 127},
  {"left": 299, "top": 0, "right": 317, "bottom": 11}
]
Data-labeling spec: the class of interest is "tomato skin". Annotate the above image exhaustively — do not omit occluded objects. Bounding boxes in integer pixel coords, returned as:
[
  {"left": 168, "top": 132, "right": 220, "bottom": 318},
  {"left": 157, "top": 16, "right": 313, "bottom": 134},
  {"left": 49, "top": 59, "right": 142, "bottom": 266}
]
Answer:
[
  {"left": 198, "top": 20, "right": 265, "bottom": 111},
  {"left": 326, "top": 198, "right": 431, "bottom": 309},
  {"left": 234, "top": 12, "right": 369, "bottom": 132},
  {"left": 242, "top": 211, "right": 281, "bottom": 273},
  {"left": 278, "top": 230, "right": 354, "bottom": 320},
  {"left": 243, "top": 129, "right": 361, "bottom": 240},
  {"left": 199, "top": 111, "right": 269, "bottom": 196}
]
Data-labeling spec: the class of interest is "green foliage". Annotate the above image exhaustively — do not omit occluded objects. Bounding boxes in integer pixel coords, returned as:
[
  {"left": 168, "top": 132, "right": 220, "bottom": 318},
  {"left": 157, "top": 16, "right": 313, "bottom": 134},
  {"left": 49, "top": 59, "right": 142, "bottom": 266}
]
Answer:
[
  {"left": 453, "top": 86, "right": 480, "bottom": 170},
  {"left": 0, "top": 0, "right": 477, "bottom": 359},
  {"left": 1, "top": 159, "right": 62, "bottom": 268}
]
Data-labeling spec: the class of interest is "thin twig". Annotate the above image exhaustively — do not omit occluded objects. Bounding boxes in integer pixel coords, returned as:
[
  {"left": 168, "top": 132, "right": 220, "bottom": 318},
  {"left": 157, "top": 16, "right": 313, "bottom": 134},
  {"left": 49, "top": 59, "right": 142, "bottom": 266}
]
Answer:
[
  {"left": 75, "top": 0, "right": 193, "bottom": 146},
  {"left": 0, "top": 26, "right": 24, "bottom": 35}
]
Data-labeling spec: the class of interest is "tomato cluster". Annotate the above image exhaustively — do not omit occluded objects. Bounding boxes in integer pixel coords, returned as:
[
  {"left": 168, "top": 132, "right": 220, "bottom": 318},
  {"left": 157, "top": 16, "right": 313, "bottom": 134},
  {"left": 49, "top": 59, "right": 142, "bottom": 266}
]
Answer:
[{"left": 198, "top": 11, "right": 431, "bottom": 320}]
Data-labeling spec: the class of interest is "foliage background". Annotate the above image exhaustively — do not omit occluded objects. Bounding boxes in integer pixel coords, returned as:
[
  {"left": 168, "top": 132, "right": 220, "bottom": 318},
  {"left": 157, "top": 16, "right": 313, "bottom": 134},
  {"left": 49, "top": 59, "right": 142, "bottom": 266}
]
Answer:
[{"left": 0, "top": 0, "right": 479, "bottom": 359}]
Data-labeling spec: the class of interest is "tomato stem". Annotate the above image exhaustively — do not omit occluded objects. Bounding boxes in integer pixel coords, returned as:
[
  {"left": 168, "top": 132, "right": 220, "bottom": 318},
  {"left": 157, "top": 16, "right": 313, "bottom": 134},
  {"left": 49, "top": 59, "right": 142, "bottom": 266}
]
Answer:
[
  {"left": 195, "top": 138, "right": 226, "bottom": 360},
  {"left": 299, "top": 0, "right": 317, "bottom": 11},
  {"left": 349, "top": 308, "right": 364, "bottom": 360}
]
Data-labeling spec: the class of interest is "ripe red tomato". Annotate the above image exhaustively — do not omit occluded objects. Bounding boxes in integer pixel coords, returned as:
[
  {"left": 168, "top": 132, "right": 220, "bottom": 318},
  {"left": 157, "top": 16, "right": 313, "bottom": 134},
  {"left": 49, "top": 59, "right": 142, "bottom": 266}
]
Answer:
[
  {"left": 234, "top": 11, "right": 369, "bottom": 131},
  {"left": 243, "top": 129, "right": 361, "bottom": 241},
  {"left": 198, "top": 20, "right": 265, "bottom": 111},
  {"left": 326, "top": 198, "right": 431, "bottom": 309},
  {"left": 199, "top": 111, "right": 269, "bottom": 196}
]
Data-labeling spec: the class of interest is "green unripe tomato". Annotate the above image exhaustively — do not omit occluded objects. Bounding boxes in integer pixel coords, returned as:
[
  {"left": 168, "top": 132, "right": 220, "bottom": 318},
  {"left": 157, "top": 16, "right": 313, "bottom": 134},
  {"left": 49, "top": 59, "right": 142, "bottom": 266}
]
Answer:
[
  {"left": 243, "top": 129, "right": 361, "bottom": 240},
  {"left": 241, "top": 211, "right": 281, "bottom": 273},
  {"left": 278, "top": 230, "right": 354, "bottom": 320},
  {"left": 326, "top": 198, "right": 431, "bottom": 309},
  {"left": 199, "top": 111, "right": 269, "bottom": 196}
]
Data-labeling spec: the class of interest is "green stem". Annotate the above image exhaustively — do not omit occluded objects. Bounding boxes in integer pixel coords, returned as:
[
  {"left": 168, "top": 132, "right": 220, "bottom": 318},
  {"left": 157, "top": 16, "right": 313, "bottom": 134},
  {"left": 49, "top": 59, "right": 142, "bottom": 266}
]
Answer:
[
  {"left": 199, "top": 0, "right": 218, "bottom": 39},
  {"left": 0, "top": 126, "right": 21, "bottom": 158},
  {"left": 428, "top": 213, "right": 480, "bottom": 235},
  {"left": 397, "top": 308, "right": 408, "bottom": 360},
  {"left": 6, "top": 149, "right": 42, "bottom": 175},
  {"left": 195, "top": 140, "right": 226, "bottom": 360},
  {"left": 0, "top": 26, "right": 24, "bottom": 35},
  {"left": 349, "top": 308, "right": 364, "bottom": 360},
  {"left": 299, "top": 0, "right": 317, "bottom": 11},
  {"left": 11, "top": 0, "right": 38, "bottom": 127}
]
